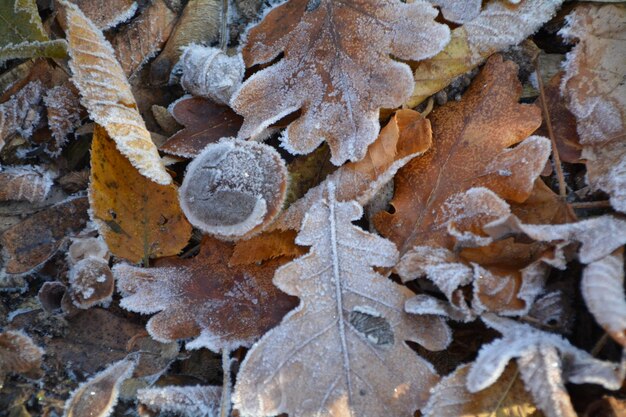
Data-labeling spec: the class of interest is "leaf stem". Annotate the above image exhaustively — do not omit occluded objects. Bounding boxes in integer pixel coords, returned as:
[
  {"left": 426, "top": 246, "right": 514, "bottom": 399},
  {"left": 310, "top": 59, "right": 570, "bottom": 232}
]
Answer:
[
  {"left": 220, "top": 349, "right": 232, "bottom": 417},
  {"left": 489, "top": 367, "right": 520, "bottom": 417},
  {"left": 220, "top": 0, "right": 229, "bottom": 50},
  {"left": 570, "top": 200, "right": 612, "bottom": 209}
]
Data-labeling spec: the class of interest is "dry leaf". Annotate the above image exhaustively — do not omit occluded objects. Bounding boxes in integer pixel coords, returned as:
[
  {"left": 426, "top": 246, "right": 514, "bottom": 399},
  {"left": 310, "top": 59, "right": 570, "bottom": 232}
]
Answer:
[
  {"left": 115, "top": 237, "right": 298, "bottom": 352},
  {"left": 423, "top": 363, "right": 543, "bottom": 417},
  {"left": 582, "top": 248, "right": 626, "bottom": 348},
  {"left": 159, "top": 96, "right": 243, "bottom": 158},
  {"left": 0, "top": 330, "right": 44, "bottom": 381},
  {"left": 179, "top": 45, "right": 244, "bottom": 105},
  {"left": 60, "top": 0, "right": 172, "bottom": 185},
  {"left": 179, "top": 138, "right": 288, "bottom": 240},
  {"left": 232, "top": 109, "right": 432, "bottom": 265},
  {"left": 63, "top": 358, "right": 136, "bottom": 417},
  {"left": 67, "top": 257, "right": 115, "bottom": 309},
  {"left": 233, "top": 184, "right": 451, "bottom": 417},
  {"left": 559, "top": 4, "right": 626, "bottom": 212},
  {"left": 0, "top": 165, "right": 54, "bottom": 203},
  {"left": 149, "top": 0, "right": 221, "bottom": 85},
  {"left": 428, "top": 0, "right": 481, "bottom": 24},
  {"left": 232, "top": 0, "right": 450, "bottom": 165},
  {"left": 109, "top": 0, "right": 177, "bottom": 78},
  {"left": 89, "top": 124, "right": 191, "bottom": 263},
  {"left": 137, "top": 385, "right": 222, "bottom": 417},
  {"left": 0, "top": 0, "right": 67, "bottom": 62},
  {"left": 0, "top": 196, "right": 89, "bottom": 274},
  {"left": 43, "top": 85, "right": 82, "bottom": 157},
  {"left": 408, "top": 0, "right": 563, "bottom": 107},
  {"left": 375, "top": 56, "right": 544, "bottom": 257},
  {"left": 67, "top": 236, "right": 109, "bottom": 266},
  {"left": 68, "top": 0, "right": 138, "bottom": 30},
  {"left": 0, "top": 81, "right": 44, "bottom": 151}
]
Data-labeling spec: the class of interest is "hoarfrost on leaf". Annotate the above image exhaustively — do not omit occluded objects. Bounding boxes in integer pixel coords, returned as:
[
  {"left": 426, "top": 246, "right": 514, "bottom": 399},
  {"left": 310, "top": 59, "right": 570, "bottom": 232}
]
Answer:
[
  {"left": 43, "top": 85, "right": 82, "bottom": 157},
  {"left": 0, "top": 81, "right": 44, "bottom": 151},
  {"left": 0, "top": 165, "right": 54, "bottom": 203},
  {"left": 137, "top": 385, "right": 222, "bottom": 417},
  {"left": 0, "top": 330, "right": 44, "bottom": 381},
  {"left": 232, "top": 0, "right": 450, "bottom": 165},
  {"left": 233, "top": 183, "right": 451, "bottom": 417},
  {"left": 67, "top": 257, "right": 115, "bottom": 309}
]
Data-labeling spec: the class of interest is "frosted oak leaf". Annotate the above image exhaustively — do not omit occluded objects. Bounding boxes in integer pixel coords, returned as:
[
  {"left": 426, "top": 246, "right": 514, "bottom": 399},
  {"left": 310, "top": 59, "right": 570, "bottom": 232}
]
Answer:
[
  {"left": 232, "top": 0, "right": 450, "bottom": 165},
  {"left": 233, "top": 183, "right": 451, "bottom": 417}
]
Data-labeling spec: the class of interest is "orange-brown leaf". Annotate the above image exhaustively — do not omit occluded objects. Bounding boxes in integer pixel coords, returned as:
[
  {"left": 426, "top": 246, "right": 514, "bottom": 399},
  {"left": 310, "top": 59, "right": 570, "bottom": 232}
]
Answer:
[
  {"left": 374, "top": 56, "right": 544, "bottom": 256},
  {"left": 89, "top": 124, "right": 191, "bottom": 263}
]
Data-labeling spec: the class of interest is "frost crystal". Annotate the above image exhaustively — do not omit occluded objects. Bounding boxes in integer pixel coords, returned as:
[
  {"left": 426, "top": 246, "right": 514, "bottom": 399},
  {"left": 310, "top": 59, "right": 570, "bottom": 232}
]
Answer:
[
  {"left": 137, "top": 385, "right": 222, "bottom": 417},
  {"left": 0, "top": 165, "right": 54, "bottom": 203},
  {"left": 68, "top": 257, "right": 115, "bottom": 309},
  {"left": 43, "top": 85, "right": 81, "bottom": 157},
  {"left": 233, "top": 183, "right": 451, "bottom": 417},
  {"left": 0, "top": 81, "right": 44, "bottom": 151}
]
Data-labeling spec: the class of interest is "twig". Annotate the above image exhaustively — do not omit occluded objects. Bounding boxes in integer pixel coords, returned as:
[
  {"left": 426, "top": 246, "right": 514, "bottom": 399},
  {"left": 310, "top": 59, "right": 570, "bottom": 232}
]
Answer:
[
  {"left": 570, "top": 200, "right": 612, "bottom": 209},
  {"left": 220, "top": 0, "right": 229, "bottom": 51},
  {"left": 220, "top": 349, "right": 232, "bottom": 417},
  {"left": 535, "top": 65, "right": 567, "bottom": 197},
  {"left": 591, "top": 333, "right": 610, "bottom": 357},
  {"left": 489, "top": 367, "right": 520, "bottom": 417}
]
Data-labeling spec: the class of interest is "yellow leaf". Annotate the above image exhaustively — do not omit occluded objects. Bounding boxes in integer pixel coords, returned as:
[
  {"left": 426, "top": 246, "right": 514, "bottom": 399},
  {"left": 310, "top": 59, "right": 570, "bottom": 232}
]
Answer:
[{"left": 90, "top": 124, "right": 191, "bottom": 263}]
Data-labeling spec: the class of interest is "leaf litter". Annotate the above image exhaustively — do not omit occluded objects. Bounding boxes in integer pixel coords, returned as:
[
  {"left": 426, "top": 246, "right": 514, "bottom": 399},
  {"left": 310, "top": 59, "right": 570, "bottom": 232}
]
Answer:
[{"left": 0, "top": 1, "right": 625, "bottom": 416}]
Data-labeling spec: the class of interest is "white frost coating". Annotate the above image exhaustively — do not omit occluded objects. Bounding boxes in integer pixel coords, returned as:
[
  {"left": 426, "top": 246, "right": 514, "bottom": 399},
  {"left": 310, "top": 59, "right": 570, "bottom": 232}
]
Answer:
[
  {"left": 582, "top": 249, "right": 626, "bottom": 346},
  {"left": 428, "top": 0, "right": 481, "bottom": 24},
  {"left": 233, "top": 183, "right": 451, "bottom": 417},
  {"left": 0, "top": 81, "right": 44, "bottom": 151},
  {"left": 405, "top": 294, "right": 470, "bottom": 322},
  {"left": 59, "top": 0, "right": 171, "bottom": 185},
  {"left": 464, "top": 0, "right": 563, "bottom": 64},
  {"left": 137, "top": 385, "right": 222, "bottom": 417},
  {"left": 179, "top": 45, "right": 244, "bottom": 105},
  {"left": 67, "top": 236, "right": 109, "bottom": 266},
  {"left": 43, "top": 85, "right": 81, "bottom": 157},
  {"left": 101, "top": 1, "right": 138, "bottom": 30},
  {"left": 63, "top": 358, "right": 136, "bottom": 417},
  {"left": 233, "top": 0, "right": 450, "bottom": 165},
  {"left": 0, "top": 165, "right": 54, "bottom": 203},
  {"left": 467, "top": 314, "right": 626, "bottom": 399},
  {"left": 68, "top": 257, "right": 114, "bottom": 309},
  {"left": 179, "top": 137, "right": 287, "bottom": 240}
]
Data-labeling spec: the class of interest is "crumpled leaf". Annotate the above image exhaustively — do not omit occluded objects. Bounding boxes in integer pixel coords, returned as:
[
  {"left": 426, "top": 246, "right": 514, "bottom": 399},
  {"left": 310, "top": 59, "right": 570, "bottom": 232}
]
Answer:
[
  {"left": 0, "top": 330, "right": 44, "bottom": 381},
  {"left": 159, "top": 96, "right": 243, "bottom": 158},
  {"left": 467, "top": 314, "right": 626, "bottom": 417},
  {"left": 150, "top": 0, "right": 221, "bottom": 85},
  {"left": 233, "top": 109, "right": 432, "bottom": 264},
  {"left": 89, "top": 124, "right": 191, "bottom": 263},
  {"left": 60, "top": 0, "right": 171, "bottom": 185},
  {"left": 109, "top": 0, "right": 177, "bottom": 78},
  {"left": 178, "top": 137, "right": 288, "bottom": 240},
  {"left": 232, "top": 0, "right": 450, "bottom": 165},
  {"left": 43, "top": 85, "right": 82, "bottom": 157},
  {"left": 69, "top": 0, "right": 138, "bottom": 30},
  {"left": 137, "top": 385, "right": 222, "bottom": 417},
  {"left": 423, "top": 363, "right": 543, "bottom": 417},
  {"left": 407, "top": 0, "right": 563, "bottom": 107},
  {"left": 0, "top": 196, "right": 89, "bottom": 274},
  {"left": 115, "top": 237, "right": 298, "bottom": 352},
  {"left": 559, "top": 4, "right": 626, "bottom": 212},
  {"left": 375, "top": 56, "right": 545, "bottom": 257},
  {"left": 0, "top": 80, "right": 44, "bottom": 151},
  {"left": 0, "top": 165, "right": 54, "bottom": 203},
  {"left": 63, "top": 357, "right": 136, "bottom": 417},
  {"left": 233, "top": 184, "right": 451, "bottom": 417},
  {"left": 0, "top": 0, "right": 67, "bottom": 62},
  {"left": 582, "top": 248, "right": 626, "bottom": 348}
]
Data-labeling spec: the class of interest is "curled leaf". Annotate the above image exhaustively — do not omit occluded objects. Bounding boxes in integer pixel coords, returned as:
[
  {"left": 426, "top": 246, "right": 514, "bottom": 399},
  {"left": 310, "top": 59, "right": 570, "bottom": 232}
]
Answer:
[
  {"left": 67, "top": 257, "right": 115, "bottom": 309},
  {"left": 43, "top": 85, "right": 82, "bottom": 157},
  {"left": 69, "top": 0, "right": 138, "bottom": 30},
  {"left": 0, "top": 165, "right": 54, "bottom": 203},
  {"left": 179, "top": 138, "right": 288, "bottom": 240},
  {"left": 0, "top": 81, "right": 44, "bottom": 151}
]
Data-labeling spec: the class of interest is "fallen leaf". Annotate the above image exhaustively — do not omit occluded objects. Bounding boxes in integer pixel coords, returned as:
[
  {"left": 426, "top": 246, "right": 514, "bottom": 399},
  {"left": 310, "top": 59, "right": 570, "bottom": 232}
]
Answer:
[
  {"left": 428, "top": 0, "right": 481, "bottom": 24},
  {"left": 137, "top": 385, "right": 222, "bottom": 417},
  {"left": 407, "top": 0, "right": 563, "bottom": 107},
  {"left": 423, "top": 363, "right": 543, "bottom": 417},
  {"left": 68, "top": 0, "right": 138, "bottom": 30},
  {"left": 149, "top": 0, "right": 221, "bottom": 85},
  {"left": 0, "top": 81, "right": 45, "bottom": 152},
  {"left": 0, "top": 330, "right": 44, "bottom": 381},
  {"left": 109, "top": 0, "right": 177, "bottom": 78},
  {"left": 232, "top": 0, "right": 449, "bottom": 165},
  {"left": 60, "top": 0, "right": 172, "bottom": 185},
  {"left": 159, "top": 97, "right": 243, "bottom": 158},
  {"left": 179, "top": 137, "right": 288, "bottom": 240},
  {"left": 559, "top": 4, "right": 626, "bottom": 212},
  {"left": 115, "top": 237, "right": 298, "bottom": 352},
  {"left": 585, "top": 396, "right": 626, "bottom": 417},
  {"left": 43, "top": 85, "right": 82, "bottom": 157},
  {"left": 89, "top": 124, "right": 191, "bottom": 263},
  {"left": 0, "top": 0, "right": 67, "bottom": 62},
  {"left": 233, "top": 184, "right": 451, "bottom": 417},
  {"left": 0, "top": 165, "right": 54, "bottom": 203},
  {"left": 375, "top": 56, "right": 545, "bottom": 257},
  {"left": 581, "top": 248, "right": 626, "bottom": 348},
  {"left": 63, "top": 358, "right": 136, "bottom": 417},
  {"left": 232, "top": 109, "right": 432, "bottom": 265},
  {"left": 67, "top": 257, "right": 115, "bottom": 309},
  {"left": 0, "top": 196, "right": 89, "bottom": 274}
]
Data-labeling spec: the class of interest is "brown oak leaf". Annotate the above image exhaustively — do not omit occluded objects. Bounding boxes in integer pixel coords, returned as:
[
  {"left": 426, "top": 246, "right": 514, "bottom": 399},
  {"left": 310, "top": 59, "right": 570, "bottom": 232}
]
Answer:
[
  {"left": 232, "top": 0, "right": 449, "bottom": 165},
  {"left": 374, "top": 55, "right": 545, "bottom": 257},
  {"left": 114, "top": 237, "right": 298, "bottom": 352}
]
